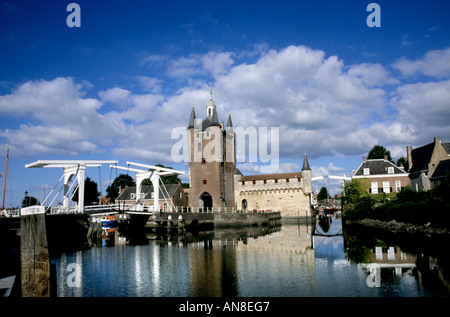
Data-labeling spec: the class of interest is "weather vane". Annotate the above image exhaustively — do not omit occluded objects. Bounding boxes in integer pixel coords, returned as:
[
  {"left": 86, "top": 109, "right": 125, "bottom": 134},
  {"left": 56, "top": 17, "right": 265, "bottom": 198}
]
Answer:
[{"left": 208, "top": 82, "right": 214, "bottom": 100}]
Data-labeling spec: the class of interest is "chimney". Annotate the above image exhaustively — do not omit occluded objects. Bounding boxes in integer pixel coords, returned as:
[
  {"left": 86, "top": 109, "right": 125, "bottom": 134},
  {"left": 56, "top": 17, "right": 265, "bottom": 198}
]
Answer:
[
  {"left": 434, "top": 137, "right": 440, "bottom": 144},
  {"left": 384, "top": 155, "right": 388, "bottom": 161},
  {"left": 407, "top": 146, "right": 412, "bottom": 170},
  {"left": 362, "top": 156, "right": 366, "bottom": 162}
]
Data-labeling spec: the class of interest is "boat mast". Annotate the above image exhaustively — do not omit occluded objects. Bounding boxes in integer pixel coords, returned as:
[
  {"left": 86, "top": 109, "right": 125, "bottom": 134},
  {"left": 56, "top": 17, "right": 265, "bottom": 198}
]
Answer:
[{"left": 2, "top": 142, "right": 9, "bottom": 210}]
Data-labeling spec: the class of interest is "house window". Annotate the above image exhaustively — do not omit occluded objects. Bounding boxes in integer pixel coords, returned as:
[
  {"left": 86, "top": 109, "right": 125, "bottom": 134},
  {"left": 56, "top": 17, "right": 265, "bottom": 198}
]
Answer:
[
  {"left": 388, "top": 167, "right": 394, "bottom": 174},
  {"left": 298, "top": 178, "right": 301, "bottom": 182},
  {"left": 242, "top": 181, "right": 245, "bottom": 185},
  {"left": 371, "top": 182, "right": 378, "bottom": 194},
  {"left": 383, "top": 181, "right": 390, "bottom": 193},
  {"left": 203, "top": 179, "right": 207, "bottom": 185},
  {"left": 264, "top": 180, "right": 267, "bottom": 184},
  {"left": 286, "top": 178, "right": 289, "bottom": 183},
  {"left": 179, "top": 191, "right": 183, "bottom": 199},
  {"left": 363, "top": 168, "right": 370, "bottom": 175},
  {"left": 275, "top": 179, "right": 278, "bottom": 183},
  {"left": 252, "top": 180, "right": 256, "bottom": 185},
  {"left": 395, "top": 181, "right": 401, "bottom": 192}
]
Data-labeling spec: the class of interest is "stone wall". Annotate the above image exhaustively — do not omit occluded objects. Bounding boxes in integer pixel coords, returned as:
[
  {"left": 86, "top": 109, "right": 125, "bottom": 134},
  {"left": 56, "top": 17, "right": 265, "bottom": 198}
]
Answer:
[{"left": 234, "top": 177, "right": 312, "bottom": 217}]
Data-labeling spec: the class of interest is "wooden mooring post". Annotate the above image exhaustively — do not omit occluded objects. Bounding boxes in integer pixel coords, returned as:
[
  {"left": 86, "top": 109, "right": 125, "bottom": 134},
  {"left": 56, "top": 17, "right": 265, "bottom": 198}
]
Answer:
[{"left": 20, "top": 206, "right": 51, "bottom": 297}]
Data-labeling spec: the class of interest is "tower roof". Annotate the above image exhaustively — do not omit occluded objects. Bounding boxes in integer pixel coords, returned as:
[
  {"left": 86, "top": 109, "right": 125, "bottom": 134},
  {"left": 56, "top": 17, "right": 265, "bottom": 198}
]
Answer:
[
  {"left": 227, "top": 113, "right": 233, "bottom": 128},
  {"left": 203, "top": 94, "right": 220, "bottom": 129},
  {"left": 302, "top": 153, "right": 311, "bottom": 171},
  {"left": 188, "top": 105, "right": 196, "bottom": 129}
]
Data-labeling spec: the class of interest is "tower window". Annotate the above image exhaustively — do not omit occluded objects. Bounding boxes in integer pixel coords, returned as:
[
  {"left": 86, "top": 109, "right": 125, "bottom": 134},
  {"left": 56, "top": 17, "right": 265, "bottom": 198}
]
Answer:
[{"left": 203, "top": 179, "right": 207, "bottom": 185}]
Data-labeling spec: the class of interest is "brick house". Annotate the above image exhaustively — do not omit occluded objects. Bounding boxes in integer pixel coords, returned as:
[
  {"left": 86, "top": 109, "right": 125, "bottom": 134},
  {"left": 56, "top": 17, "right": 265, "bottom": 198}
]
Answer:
[
  {"left": 352, "top": 157, "right": 410, "bottom": 194},
  {"left": 117, "top": 183, "right": 187, "bottom": 211}
]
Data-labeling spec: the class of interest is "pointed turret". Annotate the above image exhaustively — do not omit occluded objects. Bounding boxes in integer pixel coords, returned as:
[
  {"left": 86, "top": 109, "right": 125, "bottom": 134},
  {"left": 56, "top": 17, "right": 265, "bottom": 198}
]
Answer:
[
  {"left": 227, "top": 113, "right": 233, "bottom": 129},
  {"left": 302, "top": 152, "right": 312, "bottom": 196},
  {"left": 302, "top": 152, "right": 311, "bottom": 171},
  {"left": 188, "top": 105, "right": 196, "bottom": 129}
]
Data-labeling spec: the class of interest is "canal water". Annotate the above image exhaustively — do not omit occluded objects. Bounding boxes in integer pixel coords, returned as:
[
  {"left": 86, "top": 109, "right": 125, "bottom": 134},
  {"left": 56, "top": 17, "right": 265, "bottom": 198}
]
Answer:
[{"left": 50, "top": 214, "right": 449, "bottom": 297}]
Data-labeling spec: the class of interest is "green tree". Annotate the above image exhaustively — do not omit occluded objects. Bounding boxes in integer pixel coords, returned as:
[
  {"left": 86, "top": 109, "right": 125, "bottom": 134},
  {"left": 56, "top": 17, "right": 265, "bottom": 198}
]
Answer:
[
  {"left": 396, "top": 156, "right": 408, "bottom": 171},
  {"left": 106, "top": 174, "right": 135, "bottom": 202},
  {"left": 367, "top": 145, "right": 393, "bottom": 162},
  {"left": 317, "top": 187, "right": 330, "bottom": 201},
  {"left": 342, "top": 178, "right": 370, "bottom": 219},
  {"left": 72, "top": 177, "right": 101, "bottom": 206},
  {"left": 21, "top": 195, "right": 40, "bottom": 207}
]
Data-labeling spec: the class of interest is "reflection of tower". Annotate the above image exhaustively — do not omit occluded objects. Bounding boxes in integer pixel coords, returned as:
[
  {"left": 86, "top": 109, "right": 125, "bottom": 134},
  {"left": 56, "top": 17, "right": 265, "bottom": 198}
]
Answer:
[
  {"left": 187, "top": 92, "right": 235, "bottom": 209},
  {"left": 189, "top": 241, "right": 238, "bottom": 296}
]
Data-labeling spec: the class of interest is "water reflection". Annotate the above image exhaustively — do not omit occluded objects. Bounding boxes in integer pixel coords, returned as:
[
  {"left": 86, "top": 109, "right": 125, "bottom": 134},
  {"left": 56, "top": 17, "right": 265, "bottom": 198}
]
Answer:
[{"left": 50, "top": 214, "right": 449, "bottom": 297}]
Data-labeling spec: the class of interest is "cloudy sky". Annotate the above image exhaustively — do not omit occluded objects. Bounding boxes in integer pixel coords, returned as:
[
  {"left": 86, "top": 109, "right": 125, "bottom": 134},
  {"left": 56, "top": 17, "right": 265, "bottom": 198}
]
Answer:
[{"left": 1, "top": 0, "right": 449, "bottom": 207}]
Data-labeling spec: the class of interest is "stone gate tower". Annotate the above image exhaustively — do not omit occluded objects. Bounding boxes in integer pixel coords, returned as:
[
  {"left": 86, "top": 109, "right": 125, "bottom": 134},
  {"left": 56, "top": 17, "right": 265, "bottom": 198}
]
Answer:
[{"left": 187, "top": 93, "right": 235, "bottom": 209}]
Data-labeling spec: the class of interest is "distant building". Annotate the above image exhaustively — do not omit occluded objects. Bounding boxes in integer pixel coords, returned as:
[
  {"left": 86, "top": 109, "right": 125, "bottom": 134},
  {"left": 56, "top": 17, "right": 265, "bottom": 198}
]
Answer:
[
  {"left": 234, "top": 154, "right": 313, "bottom": 217},
  {"left": 407, "top": 137, "right": 450, "bottom": 191},
  {"left": 117, "top": 184, "right": 187, "bottom": 211},
  {"left": 352, "top": 156, "right": 410, "bottom": 194}
]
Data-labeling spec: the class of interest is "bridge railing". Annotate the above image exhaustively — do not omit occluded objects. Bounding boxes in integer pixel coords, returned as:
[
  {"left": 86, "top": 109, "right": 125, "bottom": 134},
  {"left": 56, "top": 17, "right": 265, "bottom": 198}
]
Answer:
[{"left": 37, "top": 204, "right": 278, "bottom": 215}]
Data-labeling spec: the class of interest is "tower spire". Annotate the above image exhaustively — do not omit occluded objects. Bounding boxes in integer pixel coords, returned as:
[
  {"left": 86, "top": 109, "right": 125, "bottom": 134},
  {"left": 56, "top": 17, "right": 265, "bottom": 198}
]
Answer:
[
  {"left": 302, "top": 152, "right": 311, "bottom": 171},
  {"left": 188, "top": 105, "right": 196, "bottom": 129}
]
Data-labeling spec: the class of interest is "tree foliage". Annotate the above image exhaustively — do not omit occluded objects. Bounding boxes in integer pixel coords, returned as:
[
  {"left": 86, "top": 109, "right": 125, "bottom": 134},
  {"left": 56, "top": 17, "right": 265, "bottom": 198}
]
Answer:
[
  {"left": 317, "top": 187, "right": 330, "bottom": 201},
  {"left": 21, "top": 195, "right": 40, "bottom": 207},
  {"left": 106, "top": 174, "right": 135, "bottom": 202},
  {"left": 72, "top": 177, "right": 101, "bottom": 206},
  {"left": 342, "top": 178, "right": 370, "bottom": 220},
  {"left": 367, "top": 145, "right": 393, "bottom": 162},
  {"left": 343, "top": 173, "right": 450, "bottom": 228}
]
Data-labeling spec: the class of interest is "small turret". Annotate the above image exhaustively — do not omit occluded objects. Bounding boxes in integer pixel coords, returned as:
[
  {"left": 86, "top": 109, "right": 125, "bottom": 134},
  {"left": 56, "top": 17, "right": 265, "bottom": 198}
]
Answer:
[
  {"left": 188, "top": 105, "right": 196, "bottom": 129},
  {"left": 302, "top": 153, "right": 312, "bottom": 195}
]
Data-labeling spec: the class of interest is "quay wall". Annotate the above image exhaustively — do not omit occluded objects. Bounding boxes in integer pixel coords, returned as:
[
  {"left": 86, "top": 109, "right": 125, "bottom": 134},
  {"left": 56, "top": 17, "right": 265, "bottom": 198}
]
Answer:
[{"left": 150, "top": 211, "right": 281, "bottom": 229}]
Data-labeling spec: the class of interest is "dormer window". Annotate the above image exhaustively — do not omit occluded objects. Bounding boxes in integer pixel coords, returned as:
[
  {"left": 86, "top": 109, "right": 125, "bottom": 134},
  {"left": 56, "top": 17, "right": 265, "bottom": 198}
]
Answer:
[
  {"left": 363, "top": 168, "right": 370, "bottom": 175},
  {"left": 388, "top": 167, "right": 394, "bottom": 174}
]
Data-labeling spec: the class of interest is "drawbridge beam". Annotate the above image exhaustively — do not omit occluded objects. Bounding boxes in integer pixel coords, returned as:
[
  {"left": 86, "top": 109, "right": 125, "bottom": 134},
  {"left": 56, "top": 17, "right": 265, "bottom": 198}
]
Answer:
[
  {"left": 110, "top": 162, "right": 184, "bottom": 212},
  {"left": 26, "top": 160, "right": 118, "bottom": 213}
]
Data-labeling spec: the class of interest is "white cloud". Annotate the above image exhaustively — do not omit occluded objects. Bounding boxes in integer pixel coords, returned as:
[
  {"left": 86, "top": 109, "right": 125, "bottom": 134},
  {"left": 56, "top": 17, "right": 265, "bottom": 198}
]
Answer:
[
  {"left": 392, "top": 47, "right": 450, "bottom": 78},
  {"left": 2, "top": 45, "right": 450, "bottom": 167}
]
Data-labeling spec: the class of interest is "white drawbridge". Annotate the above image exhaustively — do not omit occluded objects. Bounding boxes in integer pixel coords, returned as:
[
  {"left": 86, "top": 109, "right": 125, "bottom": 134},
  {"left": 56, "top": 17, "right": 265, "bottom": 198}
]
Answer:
[
  {"left": 25, "top": 160, "right": 118, "bottom": 213},
  {"left": 110, "top": 161, "right": 185, "bottom": 212}
]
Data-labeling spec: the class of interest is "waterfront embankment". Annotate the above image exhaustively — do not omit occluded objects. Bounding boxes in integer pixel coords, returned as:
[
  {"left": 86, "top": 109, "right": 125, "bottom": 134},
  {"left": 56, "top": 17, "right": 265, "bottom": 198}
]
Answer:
[{"left": 345, "top": 218, "right": 450, "bottom": 237}]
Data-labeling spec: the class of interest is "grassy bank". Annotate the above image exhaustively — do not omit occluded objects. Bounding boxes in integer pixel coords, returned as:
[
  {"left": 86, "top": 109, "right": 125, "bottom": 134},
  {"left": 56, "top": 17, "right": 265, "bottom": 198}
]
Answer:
[{"left": 342, "top": 174, "right": 450, "bottom": 229}]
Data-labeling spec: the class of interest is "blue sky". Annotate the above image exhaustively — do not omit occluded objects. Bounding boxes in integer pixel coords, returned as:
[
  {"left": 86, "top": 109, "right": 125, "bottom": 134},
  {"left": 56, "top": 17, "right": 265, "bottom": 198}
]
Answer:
[{"left": 1, "top": 0, "right": 450, "bottom": 207}]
